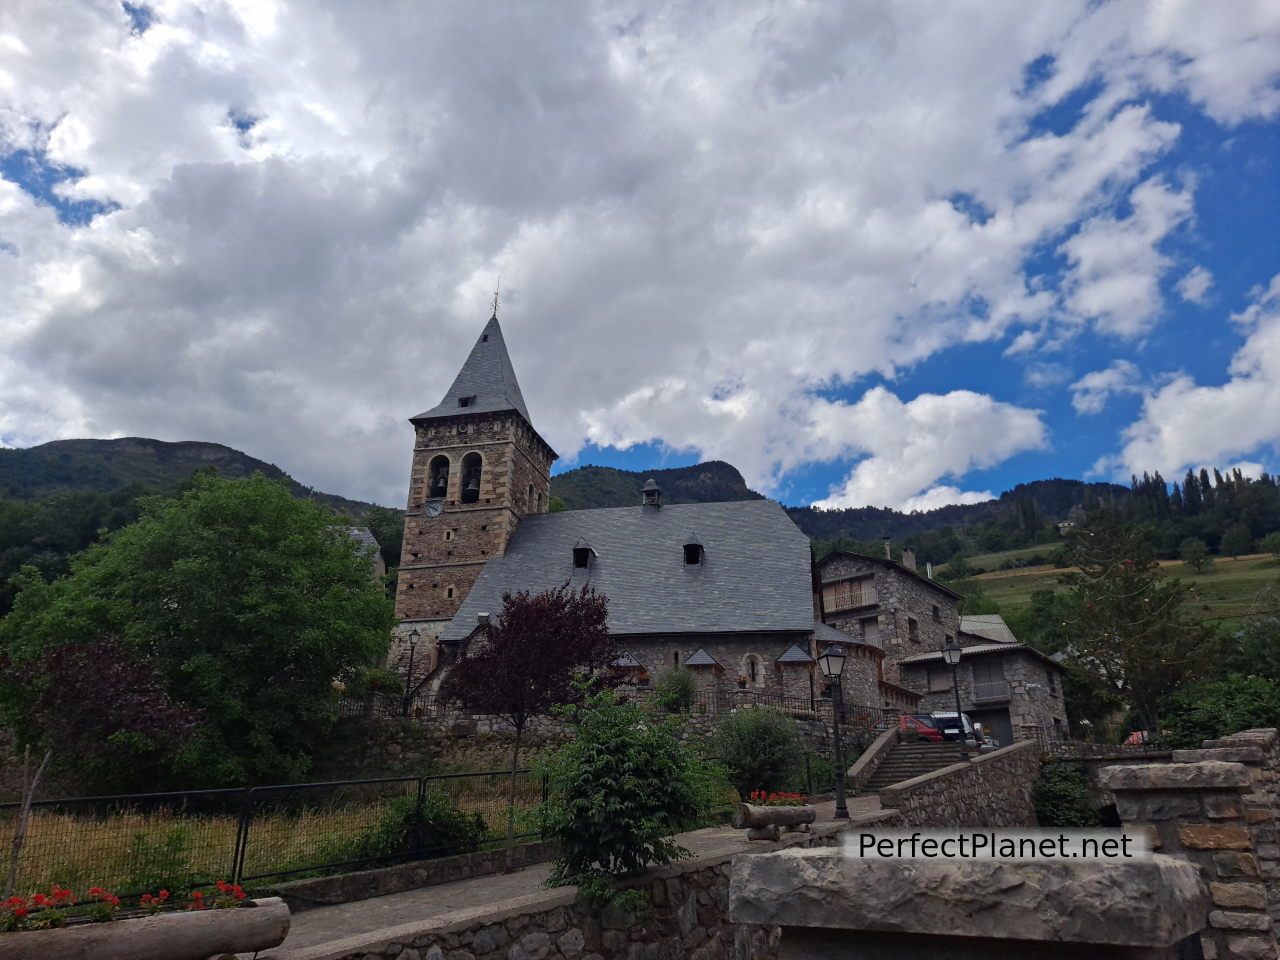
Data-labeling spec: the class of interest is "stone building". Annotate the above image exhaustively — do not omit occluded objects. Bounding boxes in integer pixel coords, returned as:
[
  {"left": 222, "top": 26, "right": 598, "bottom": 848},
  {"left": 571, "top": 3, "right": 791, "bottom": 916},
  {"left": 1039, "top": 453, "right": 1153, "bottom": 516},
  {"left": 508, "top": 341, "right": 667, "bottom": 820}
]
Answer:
[
  {"left": 816, "top": 550, "right": 964, "bottom": 685},
  {"left": 897, "top": 613, "right": 1068, "bottom": 746}
]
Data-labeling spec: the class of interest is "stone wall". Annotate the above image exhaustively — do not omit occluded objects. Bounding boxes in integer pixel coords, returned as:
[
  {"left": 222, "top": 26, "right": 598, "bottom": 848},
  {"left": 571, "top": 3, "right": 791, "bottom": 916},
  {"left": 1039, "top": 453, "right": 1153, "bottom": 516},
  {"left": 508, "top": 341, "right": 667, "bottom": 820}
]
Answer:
[
  {"left": 291, "top": 810, "right": 902, "bottom": 960},
  {"left": 877, "top": 740, "right": 1040, "bottom": 828},
  {"left": 1101, "top": 748, "right": 1280, "bottom": 960},
  {"left": 620, "top": 631, "right": 815, "bottom": 700}
]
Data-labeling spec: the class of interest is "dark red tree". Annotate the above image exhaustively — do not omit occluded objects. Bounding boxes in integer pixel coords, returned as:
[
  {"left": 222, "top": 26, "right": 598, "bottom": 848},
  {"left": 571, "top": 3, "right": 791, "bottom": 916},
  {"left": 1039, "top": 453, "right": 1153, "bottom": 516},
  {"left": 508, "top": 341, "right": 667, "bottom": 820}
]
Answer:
[{"left": 445, "top": 583, "right": 615, "bottom": 857}]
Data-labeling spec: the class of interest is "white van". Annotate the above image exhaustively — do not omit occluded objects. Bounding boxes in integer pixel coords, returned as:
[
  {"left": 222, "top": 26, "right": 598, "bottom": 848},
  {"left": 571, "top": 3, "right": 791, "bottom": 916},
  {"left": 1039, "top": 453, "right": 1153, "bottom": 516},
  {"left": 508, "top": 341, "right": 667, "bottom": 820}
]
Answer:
[{"left": 930, "top": 711, "right": 977, "bottom": 742}]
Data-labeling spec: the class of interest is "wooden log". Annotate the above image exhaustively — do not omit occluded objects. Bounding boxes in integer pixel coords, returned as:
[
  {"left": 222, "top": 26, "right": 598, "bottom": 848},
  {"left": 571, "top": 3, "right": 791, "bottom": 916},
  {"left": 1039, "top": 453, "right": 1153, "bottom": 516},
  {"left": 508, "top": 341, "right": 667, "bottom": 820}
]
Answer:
[
  {"left": 746, "top": 825, "right": 781, "bottom": 841},
  {"left": 0, "top": 897, "right": 290, "bottom": 960},
  {"left": 731, "top": 802, "right": 817, "bottom": 830}
]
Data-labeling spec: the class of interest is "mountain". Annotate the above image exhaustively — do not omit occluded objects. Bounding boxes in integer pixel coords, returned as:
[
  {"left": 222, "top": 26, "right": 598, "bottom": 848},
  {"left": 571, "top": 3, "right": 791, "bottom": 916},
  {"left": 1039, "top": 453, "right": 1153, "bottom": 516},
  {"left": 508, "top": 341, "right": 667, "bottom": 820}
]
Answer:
[
  {"left": 0, "top": 437, "right": 378, "bottom": 516},
  {"left": 550, "top": 461, "right": 764, "bottom": 511}
]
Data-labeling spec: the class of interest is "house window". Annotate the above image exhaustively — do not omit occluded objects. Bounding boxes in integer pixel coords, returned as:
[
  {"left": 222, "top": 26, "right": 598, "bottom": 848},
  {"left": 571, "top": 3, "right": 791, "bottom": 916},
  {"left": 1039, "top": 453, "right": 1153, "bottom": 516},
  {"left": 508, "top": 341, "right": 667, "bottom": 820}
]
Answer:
[
  {"left": 573, "top": 547, "right": 591, "bottom": 569},
  {"left": 683, "top": 543, "right": 704, "bottom": 565},
  {"left": 860, "top": 618, "right": 880, "bottom": 643},
  {"left": 445, "top": 586, "right": 455, "bottom": 599},
  {"left": 908, "top": 618, "right": 919, "bottom": 643},
  {"left": 932, "top": 605, "right": 941, "bottom": 623},
  {"left": 458, "top": 395, "right": 476, "bottom": 408},
  {"left": 927, "top": 667, "right": 952, "bottom": 692},
  {"left": 747, "top": 657, "right": 759, "bottom": 683},
  {"left": 673, "top": 650, "right": 680, "bottom": 666},
  {"left": 821, "top": 577, "right": 877, "bottom": 613}
]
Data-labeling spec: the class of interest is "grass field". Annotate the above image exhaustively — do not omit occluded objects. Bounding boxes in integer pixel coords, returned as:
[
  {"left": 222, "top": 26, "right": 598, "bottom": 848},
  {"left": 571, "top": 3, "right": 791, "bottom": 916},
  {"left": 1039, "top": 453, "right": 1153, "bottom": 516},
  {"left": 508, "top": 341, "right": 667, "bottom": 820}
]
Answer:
[
  {"left": 0, "top": 773, "right": 543, "bottom": 899},
  {"left": 972, "top": 553, "right": 1280, "bottom": 627}
]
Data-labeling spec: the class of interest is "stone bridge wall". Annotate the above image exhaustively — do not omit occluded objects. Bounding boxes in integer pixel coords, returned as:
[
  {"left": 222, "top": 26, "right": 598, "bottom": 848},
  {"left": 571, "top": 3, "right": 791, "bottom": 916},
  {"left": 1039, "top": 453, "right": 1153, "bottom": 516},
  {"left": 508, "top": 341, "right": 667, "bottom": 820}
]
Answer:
[{"left": 876, "top": 739, "right": 1040, "bottom": 828}]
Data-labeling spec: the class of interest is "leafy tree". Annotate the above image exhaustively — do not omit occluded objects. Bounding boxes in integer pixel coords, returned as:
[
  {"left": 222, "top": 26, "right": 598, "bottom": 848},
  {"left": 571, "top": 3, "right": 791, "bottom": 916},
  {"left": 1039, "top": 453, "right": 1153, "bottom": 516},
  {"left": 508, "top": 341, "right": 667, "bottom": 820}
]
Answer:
[
  {"left": 0, "top": 473, "right": 394, "bottom": 788},
  {"left": 1162, "top": 675, "right": 1280, "bottom": 748},
  {"left": 1180, "top": 537, "right": 1211, "bottom": 573},
  {"left": 445, "top": 583, "right": 615, "bottom": 857},
  {"left": 1263, "top": 532, "right": 1280, "bottom": 562},
  {"left": 1032, "top": 759, "right": 1099, "bottom": 827},
  {"left": 539, "top": 686, "right": 722, "bottom": 906},
  {"left": 0, "top": 634, "right": 202, "bottom": 793},
  {"left": 1221, "top": 523, "right": 1252, "bottom": 560},
  {"left": 710, "top": 706, "right": 800, "bottom": 795},
  {"left": 652, "top": 666, "right": 697, "bottom": 713},
  {"left": 1061, "top": 515, "right": 1214, "bottom": 732}
]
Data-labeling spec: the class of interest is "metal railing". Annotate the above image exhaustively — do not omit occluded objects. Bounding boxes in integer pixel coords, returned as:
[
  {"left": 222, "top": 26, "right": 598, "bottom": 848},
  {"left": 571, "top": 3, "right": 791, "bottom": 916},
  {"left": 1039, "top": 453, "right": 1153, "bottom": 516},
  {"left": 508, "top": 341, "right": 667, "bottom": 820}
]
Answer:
[
  {"left": 971, "top": 680, "right": 1011, "bottom": 703},
  {"left": 0, "top": 769, "right": 544, "bottom": 899}
]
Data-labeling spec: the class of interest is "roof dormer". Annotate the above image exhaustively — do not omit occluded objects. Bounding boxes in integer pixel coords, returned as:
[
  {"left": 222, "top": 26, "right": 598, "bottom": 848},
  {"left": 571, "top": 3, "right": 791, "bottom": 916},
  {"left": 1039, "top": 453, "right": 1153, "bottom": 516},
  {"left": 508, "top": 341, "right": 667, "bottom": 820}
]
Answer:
[
  {"left": 683, "top": 533, "right": 704, "bottom": 566},
  {"left": 572, "top": 537, "right": 597, "bottom": 569}
]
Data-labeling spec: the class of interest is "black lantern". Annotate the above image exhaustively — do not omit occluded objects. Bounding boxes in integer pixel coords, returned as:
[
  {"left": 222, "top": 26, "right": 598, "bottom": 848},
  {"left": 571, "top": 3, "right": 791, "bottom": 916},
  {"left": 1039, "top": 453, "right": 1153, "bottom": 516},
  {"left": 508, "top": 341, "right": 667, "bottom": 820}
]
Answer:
[{"left": 817, "top": 644, "right": 850, "bottom": 820}]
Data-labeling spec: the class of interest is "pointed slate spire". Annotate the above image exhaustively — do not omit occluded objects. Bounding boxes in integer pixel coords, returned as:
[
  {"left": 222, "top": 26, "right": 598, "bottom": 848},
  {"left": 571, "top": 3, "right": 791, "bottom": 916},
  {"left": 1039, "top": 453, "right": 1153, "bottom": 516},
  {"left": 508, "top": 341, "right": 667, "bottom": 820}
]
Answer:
[{"left": 412, "top": 314, "right": 533, "bottom": 424}]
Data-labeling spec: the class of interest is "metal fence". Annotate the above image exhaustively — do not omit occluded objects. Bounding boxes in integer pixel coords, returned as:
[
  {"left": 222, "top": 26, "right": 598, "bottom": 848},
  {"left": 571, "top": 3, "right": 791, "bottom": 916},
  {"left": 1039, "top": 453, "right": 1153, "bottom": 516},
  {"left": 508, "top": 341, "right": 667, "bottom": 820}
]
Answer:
[{"left": 0, "top": 769, "right": 543, "bottom": 900}]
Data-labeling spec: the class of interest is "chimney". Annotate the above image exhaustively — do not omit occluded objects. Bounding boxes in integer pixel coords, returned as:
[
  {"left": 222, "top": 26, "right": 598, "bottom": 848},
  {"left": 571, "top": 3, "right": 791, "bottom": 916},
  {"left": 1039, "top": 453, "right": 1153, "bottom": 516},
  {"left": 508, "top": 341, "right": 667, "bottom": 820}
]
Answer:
[
  {"left": 882, "top": 535, "right": 891, "bottom": 560},
  {"left": 926, "top": 561, "right": 934, "bottom": 579},
  {"left": 902, "top": 548, "right": 917, "bottom": 572},
  {"left": 642, "top": 478, "right": 661, "bottom": 508}
]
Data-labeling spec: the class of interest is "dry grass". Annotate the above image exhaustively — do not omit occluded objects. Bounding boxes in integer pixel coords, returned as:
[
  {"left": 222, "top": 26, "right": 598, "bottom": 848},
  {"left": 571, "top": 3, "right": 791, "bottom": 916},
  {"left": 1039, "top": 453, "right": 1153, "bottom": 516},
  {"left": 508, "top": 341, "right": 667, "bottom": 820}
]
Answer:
[{"left": 1, "top": 773, "right": 543, "bottom": 898}]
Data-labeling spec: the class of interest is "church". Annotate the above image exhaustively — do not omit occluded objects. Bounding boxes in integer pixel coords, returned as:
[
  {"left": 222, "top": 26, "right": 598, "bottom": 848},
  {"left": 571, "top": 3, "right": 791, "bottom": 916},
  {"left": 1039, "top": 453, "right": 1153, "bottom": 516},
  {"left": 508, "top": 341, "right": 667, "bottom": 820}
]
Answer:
[{"left": 391, "top": 312, "right": 1066, "bottom": 738}]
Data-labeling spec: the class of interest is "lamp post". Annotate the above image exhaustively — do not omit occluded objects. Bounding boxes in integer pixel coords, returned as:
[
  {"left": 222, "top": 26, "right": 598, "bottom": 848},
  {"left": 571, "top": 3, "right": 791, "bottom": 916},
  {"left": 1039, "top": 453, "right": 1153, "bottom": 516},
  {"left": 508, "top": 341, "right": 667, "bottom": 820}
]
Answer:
[
  {"left": 818, "top": 644, "right": 849, "bottom": 819},
  {"left": 941, "top": 635, "right": 969, "bottom": 746},
  {"left": 402, "top": 628, "right": 420, "bottom": 717}
]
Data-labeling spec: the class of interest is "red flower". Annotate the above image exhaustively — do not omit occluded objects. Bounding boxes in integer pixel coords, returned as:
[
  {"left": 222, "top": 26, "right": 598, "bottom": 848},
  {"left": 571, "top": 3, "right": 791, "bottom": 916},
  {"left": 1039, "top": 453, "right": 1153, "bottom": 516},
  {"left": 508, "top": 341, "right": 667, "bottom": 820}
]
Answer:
[
  {"left": 12, "top": 908, "right": 28, "bottom": 918},
  {"left": 32, "top": 894, "right": 48, "bottom": 906},
  {"left": 88, "top": 887, "right": 103, "bottom": 896},
  {"left": 157, "top": 890, "right": 169, "bottom": 900}
]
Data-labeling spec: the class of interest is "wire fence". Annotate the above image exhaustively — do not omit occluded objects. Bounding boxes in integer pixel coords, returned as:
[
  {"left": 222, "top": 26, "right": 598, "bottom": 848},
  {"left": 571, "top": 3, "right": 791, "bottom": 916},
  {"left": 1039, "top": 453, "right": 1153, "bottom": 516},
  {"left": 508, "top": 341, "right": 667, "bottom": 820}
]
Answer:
[{"left": 0, "top": 769, "right": 544, "bottom": 901}]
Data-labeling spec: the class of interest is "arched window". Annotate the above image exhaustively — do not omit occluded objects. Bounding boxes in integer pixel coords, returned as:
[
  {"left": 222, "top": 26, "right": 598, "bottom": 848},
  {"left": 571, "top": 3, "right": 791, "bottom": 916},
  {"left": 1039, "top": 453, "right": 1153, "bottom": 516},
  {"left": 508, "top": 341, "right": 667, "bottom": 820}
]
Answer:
[
  {"left": 527, "top": 482, "right": 535, "bottom": 513},
  {"left": 428, "top": 455, "right": 450, "bottom": 498},
  {"left": 460, "top": 452, "right": 482, "bottom": 504},
  {"left": 746, "top": 656, "right": 759, "bottom": 684}
]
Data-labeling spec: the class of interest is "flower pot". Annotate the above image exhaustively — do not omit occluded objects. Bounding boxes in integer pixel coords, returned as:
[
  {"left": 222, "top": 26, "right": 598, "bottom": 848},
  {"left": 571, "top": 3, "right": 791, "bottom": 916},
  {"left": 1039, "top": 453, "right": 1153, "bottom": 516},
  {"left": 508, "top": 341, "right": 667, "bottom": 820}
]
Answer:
[{"left": 0, "top": 897, "right": 290, "bottom": 960}]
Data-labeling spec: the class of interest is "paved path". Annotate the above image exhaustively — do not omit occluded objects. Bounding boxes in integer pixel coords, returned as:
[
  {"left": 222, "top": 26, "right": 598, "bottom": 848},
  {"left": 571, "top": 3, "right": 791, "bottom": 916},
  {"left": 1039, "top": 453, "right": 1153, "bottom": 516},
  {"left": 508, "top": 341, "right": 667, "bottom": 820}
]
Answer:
[{"left": 268, "top": 793, "right": 883, "bottom": 958}]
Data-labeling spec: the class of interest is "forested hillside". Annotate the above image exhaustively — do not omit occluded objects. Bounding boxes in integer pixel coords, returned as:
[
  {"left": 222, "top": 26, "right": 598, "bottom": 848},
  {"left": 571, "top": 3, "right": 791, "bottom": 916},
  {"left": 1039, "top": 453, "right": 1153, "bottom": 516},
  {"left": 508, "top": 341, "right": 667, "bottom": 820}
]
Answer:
[{"left": 550, "top": 460, "right": 764, "bottom": 510}]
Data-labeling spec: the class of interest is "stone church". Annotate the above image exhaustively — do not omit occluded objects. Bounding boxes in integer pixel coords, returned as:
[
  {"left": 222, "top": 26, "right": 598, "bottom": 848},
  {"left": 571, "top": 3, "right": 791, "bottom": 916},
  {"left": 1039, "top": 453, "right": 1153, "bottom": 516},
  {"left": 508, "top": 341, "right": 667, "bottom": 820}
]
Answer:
[{"left": 391, "top": 312, "right": 1062, "bottom": 739}]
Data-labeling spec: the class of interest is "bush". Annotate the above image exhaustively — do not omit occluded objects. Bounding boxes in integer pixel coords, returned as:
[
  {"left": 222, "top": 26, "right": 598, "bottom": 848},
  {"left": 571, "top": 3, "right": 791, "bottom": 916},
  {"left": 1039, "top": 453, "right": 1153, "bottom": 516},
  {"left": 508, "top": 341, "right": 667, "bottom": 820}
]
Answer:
[
  {"left": 1032, "top": 759, "right": 1099, "bottom": 828},
  {"left": 539, "top": 687, "right": 721, "bottom": 904},
  {"left": 652, "top": 666, "right": 697, "bottom": 714},
  {"left": 1162, "top": 675, "right": 1280, "bottom": 748},
  {"left": 710, "top": 707, "right": 800, "bottom": 795},
  {"left": 348, "top": 790, "right": 488, "bottom": 863}
]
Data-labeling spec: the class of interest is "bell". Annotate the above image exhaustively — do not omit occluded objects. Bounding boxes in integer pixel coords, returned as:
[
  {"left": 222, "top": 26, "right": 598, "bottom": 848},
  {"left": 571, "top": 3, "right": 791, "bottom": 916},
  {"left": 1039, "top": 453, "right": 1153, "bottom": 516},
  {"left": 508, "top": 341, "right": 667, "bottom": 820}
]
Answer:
[{"left": 465, "top": 477, "right": 480, "bottom": 493}]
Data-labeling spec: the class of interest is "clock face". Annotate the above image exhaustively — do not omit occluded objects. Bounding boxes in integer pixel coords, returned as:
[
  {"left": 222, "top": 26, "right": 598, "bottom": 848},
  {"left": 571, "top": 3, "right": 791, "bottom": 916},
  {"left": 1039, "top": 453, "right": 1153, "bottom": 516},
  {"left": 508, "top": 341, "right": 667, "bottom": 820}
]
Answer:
[{"left": 424, "top": 500, "right": 444, "bottom": 517}]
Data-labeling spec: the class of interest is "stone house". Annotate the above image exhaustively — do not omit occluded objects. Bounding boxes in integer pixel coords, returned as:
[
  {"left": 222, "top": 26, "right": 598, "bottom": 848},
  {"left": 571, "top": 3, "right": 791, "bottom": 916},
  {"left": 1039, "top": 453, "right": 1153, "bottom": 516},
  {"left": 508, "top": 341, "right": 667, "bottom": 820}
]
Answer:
[{"left": 897, "top": 613, "right": 1068, "bottom": 747}]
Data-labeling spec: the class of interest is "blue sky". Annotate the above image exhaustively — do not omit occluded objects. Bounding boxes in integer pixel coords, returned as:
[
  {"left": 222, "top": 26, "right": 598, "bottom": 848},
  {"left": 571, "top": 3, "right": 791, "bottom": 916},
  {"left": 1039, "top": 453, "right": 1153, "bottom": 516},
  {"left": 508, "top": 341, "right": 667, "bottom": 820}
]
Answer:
[{"left": 1, "top": 2, "right": 1278, "bottom": 510}]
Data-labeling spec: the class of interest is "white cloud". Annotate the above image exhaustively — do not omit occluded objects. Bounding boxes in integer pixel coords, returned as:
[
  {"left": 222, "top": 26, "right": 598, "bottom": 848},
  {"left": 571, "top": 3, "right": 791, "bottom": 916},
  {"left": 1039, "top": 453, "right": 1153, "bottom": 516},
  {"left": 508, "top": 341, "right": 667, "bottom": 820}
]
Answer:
[
  {"left": 1070, "top": 359, "right": 1143, "bottom": 414},
  {"left": 1176, "top": 265, "right": 1213, "bottom": 304},
  {"left": 0, "top": 1, "right": 1276, "bottom": 506},
  {"left": 1114, "top": 274, "right": 1280, "bottom": 476},
  {"left": 1025, "top": 362, "right": 1072, "bottom": 389}
]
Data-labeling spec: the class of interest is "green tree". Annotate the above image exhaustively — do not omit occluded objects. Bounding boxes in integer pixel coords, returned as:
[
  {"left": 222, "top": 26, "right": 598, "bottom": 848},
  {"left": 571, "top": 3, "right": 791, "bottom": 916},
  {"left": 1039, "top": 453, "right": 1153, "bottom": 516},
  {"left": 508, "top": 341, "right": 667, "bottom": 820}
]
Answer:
[
  {"left": 1179, "top": 537, "right": 1211, "bottom": 573},
  {"left": 1221, "top": 523, "right": 1252, "bottom": 560},
  {"left": 0, "top": 473, "right": 394, "bottom": 788},
  {"left": 1262, "top": 531, "right": 1280, "bottom": 561},
  {"left": 1061, "top": 515, "right": 1214, "bottom": 732},
  {"left": 1032, "top": 759, "right": 1099, "bottom": 827},
  {"left": 1162, "top": 675, "right": 1280, "bottom": 748},
  {"left": 710, "top": 707, "right": 800, "bottom": 795},
  {"left": 539, "top": 687, "right": 721, "bottom": 905}
]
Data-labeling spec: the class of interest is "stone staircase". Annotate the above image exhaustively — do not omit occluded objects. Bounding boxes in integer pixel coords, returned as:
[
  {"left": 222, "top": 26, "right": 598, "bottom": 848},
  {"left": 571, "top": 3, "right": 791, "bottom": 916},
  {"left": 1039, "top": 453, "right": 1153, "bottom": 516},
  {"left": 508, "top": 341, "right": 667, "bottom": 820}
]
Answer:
[{"left": 860, "top": 741, "right": 970, "bottom": 793}]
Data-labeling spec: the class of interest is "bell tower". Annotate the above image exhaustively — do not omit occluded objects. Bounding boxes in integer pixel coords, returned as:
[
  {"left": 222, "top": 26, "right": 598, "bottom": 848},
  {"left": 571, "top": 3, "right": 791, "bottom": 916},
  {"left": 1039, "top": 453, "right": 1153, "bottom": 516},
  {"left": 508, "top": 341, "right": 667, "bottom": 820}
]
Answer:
[{"left": 392, "top": 312, "right": 557, "bottom": 668}]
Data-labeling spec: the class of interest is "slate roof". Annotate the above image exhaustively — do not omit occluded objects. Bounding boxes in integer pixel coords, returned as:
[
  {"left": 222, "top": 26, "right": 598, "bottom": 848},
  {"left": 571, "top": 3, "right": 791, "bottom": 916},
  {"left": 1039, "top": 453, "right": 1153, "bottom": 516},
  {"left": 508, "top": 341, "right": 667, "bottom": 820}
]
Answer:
[
  {"left": 812, "top": 619, "right": 879, "bottom": 650},
  {"left": 898, "top": 642, "right": 1064, "bottom": 671},
  {"left": 614, "top": 652, "right": 644, "bottom": 668},
  {"left": 684, "top": 649, "right": 722, "bottom": 666},
  {"left": 438, "top": 500, "right": 814, "bottom": 643},
  {"left": 776, "top": 644, "right": 814, "bottom": 664},
  {"left": 959, "top": 613, "right": 1019, "bottom": 645},
  {"left": 412, "top": 315, "right": 533, "bottom": 424},
  {"left": 341, "top": 526, "right": 380, "bottom": 555}
]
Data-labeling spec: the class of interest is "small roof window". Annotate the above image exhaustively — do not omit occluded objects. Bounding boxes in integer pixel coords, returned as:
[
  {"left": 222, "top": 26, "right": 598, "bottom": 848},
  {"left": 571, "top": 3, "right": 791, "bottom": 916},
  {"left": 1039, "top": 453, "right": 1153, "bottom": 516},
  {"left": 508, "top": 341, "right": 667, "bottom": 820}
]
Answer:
[
  {"left": 683, "top": 535, "right": 704, "bottom": 566},
  {"left": 458, "top": 395, "right": 477, "bottom": 408},
  {"left": 572, "top": 537, "right": 596, "bottom": 570}
]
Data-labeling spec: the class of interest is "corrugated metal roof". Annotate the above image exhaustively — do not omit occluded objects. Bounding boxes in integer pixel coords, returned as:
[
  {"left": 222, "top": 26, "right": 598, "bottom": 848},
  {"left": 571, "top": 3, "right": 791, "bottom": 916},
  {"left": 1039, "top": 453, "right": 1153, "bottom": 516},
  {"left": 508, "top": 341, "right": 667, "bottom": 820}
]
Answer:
[
  {"left": 898, "top": 642, "right": 1063, "bottom": 671},
  {"left": 438, "top": 499, "right": 814, "bottom": 643},
  {"left": 959, "top": 613, "right": 1019, "bottom": 645},
  {"left": 411, "top": 315, "right": 533, "bottom": 424}
]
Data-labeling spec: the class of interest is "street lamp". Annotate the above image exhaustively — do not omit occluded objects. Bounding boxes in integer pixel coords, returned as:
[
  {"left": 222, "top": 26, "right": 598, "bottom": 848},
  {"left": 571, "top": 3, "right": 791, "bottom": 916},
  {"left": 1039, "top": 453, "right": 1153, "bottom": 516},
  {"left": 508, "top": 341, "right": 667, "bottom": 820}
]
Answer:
[
  {"left": 941, "top": 636, "right": 971, "bottom": 746},
  {"left": 402, "top": 628, "right": 421, "bottom": 717},
  {"left": 817, "top": 644, "right": 850, "bottom": 820}
]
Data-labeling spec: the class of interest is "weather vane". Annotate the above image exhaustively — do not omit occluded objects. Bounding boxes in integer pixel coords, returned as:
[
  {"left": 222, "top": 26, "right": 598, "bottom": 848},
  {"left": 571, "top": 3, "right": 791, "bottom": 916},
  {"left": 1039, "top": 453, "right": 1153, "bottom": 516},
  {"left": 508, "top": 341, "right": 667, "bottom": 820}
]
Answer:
[{"left": 491, "top": 277, "right": 500, "bottom": 319}]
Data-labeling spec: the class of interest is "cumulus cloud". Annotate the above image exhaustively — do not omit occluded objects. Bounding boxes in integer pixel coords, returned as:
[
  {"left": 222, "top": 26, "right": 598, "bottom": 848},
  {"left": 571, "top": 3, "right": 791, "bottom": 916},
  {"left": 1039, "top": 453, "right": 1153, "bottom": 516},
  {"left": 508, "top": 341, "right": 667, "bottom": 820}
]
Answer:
[
  {"left": 1114, "top": 274, "right": 1280, "bottom": 476},
  {"left": 0, "top": 1, "right": 1278, "bottom": 507},
  {"left": 1176, "top": 265, "right": 1214, "bottom": 304},
  {"left": 1070, "top": 359, "right": 1143, "bottom": 414}
]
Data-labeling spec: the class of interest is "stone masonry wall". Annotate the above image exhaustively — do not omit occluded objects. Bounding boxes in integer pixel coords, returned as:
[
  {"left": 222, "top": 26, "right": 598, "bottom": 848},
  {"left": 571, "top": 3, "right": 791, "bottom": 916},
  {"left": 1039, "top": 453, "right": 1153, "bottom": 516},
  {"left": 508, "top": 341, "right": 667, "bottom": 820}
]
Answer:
[
  {"left": 877, "top": 739, "right": 1040, "bottom": 828},
  {"left": 1100, "top": 751, "right": 1279, "bottom": 960},
  {"left": 819, "top": 554, "right": 960, "bottom": 685},
  {"left": 903, "top": 649, "right": 1068, "bottom": 734}
]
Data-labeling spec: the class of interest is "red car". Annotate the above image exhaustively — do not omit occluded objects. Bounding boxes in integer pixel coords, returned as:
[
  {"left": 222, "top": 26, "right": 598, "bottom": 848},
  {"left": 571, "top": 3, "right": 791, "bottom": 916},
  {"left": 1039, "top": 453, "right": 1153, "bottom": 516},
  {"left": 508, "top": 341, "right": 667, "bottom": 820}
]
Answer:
[{"left": 899, "top": 714, "right": 944, "bottom": 742}]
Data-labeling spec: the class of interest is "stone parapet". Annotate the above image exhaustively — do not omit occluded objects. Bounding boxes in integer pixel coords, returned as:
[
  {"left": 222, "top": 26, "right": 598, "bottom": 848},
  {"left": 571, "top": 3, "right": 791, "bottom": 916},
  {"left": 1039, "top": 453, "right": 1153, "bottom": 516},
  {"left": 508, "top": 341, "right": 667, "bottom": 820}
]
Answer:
[
  {"left": 877, "top": 739, "right": 1040, "bottom": 828},
  {"left": 729, "top": 850, "right": 1208, "bottom": 959}
]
